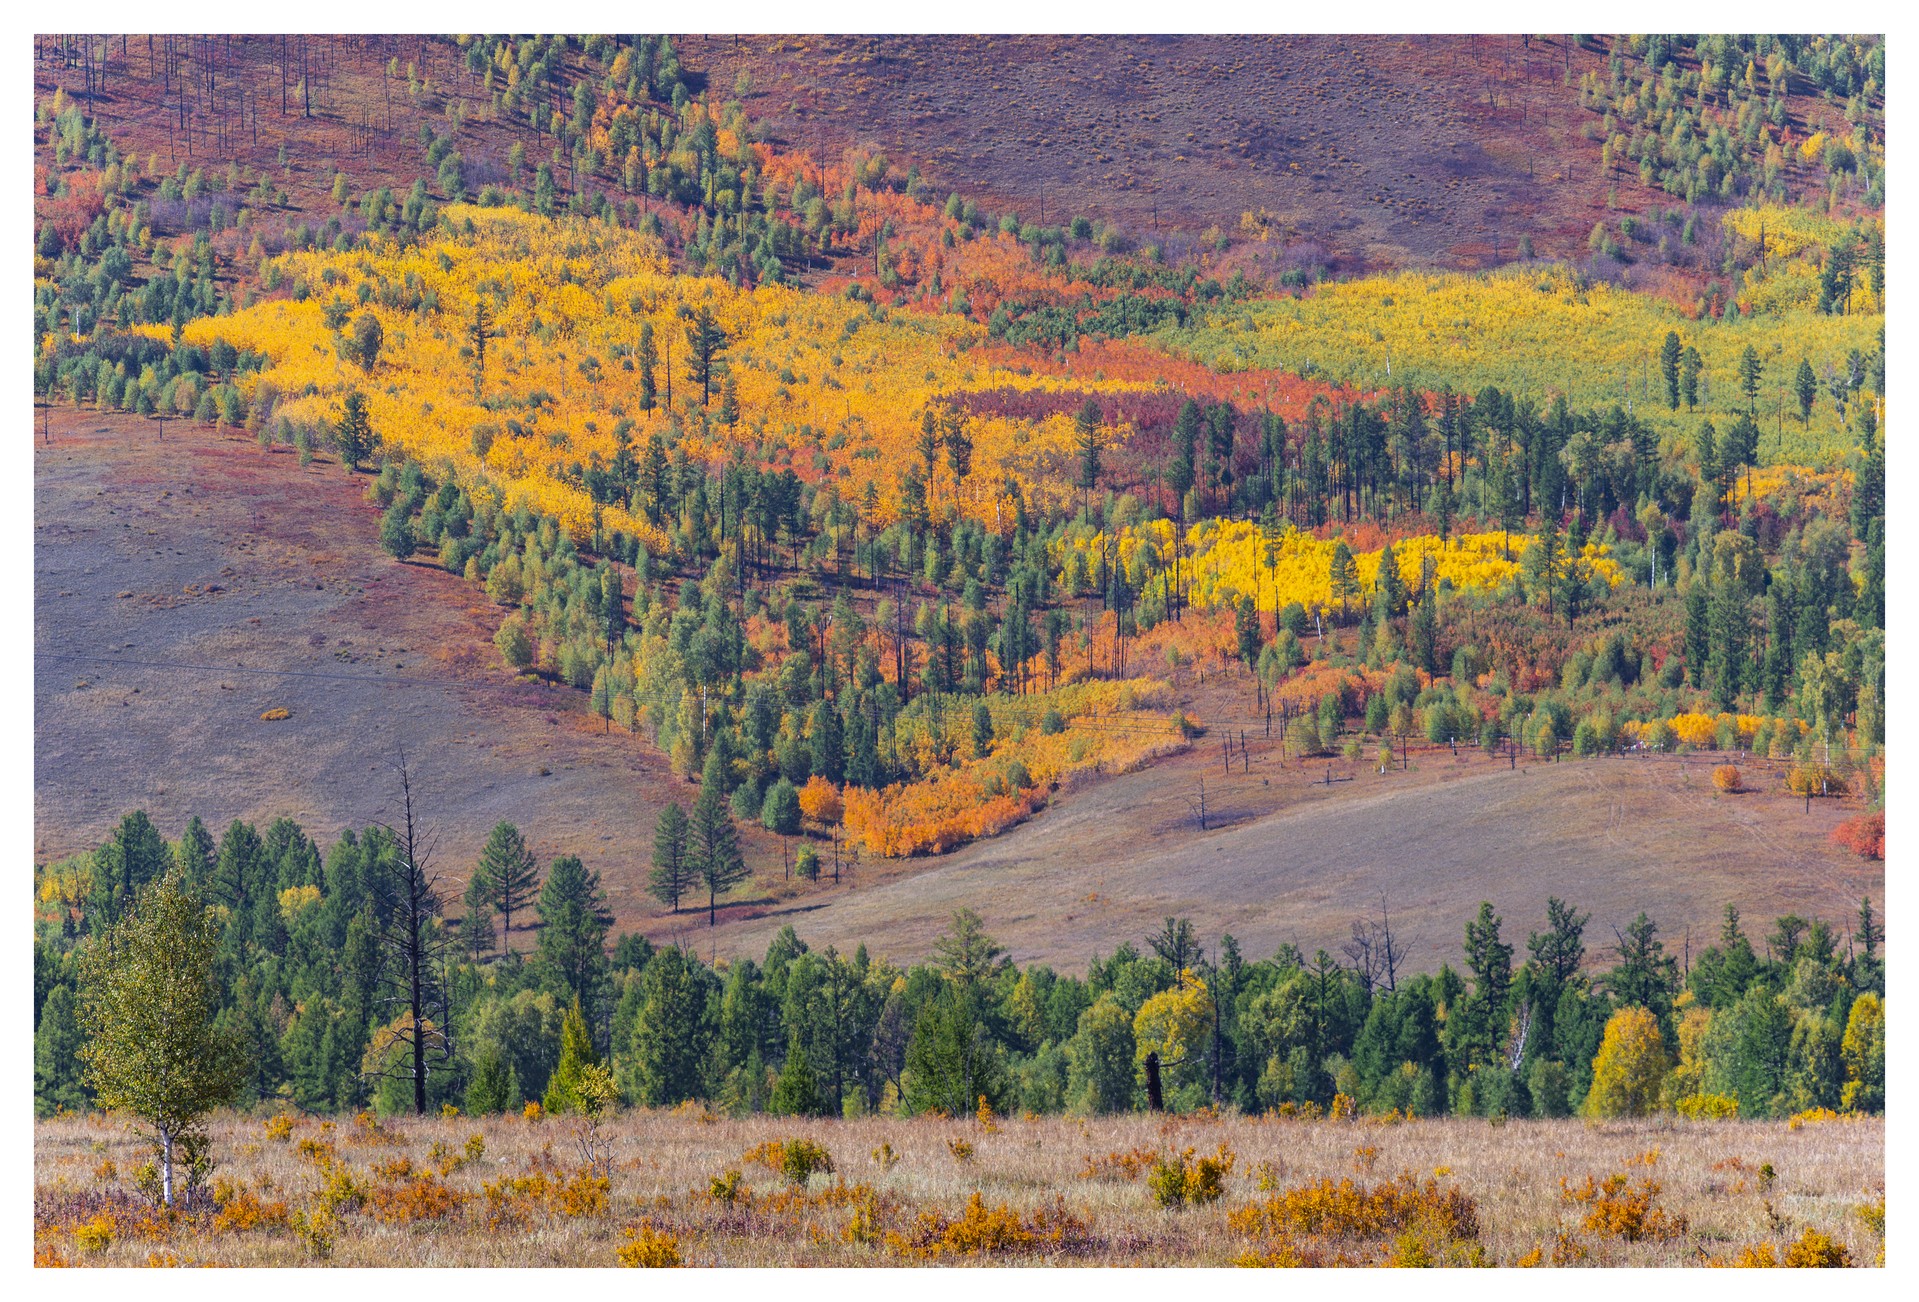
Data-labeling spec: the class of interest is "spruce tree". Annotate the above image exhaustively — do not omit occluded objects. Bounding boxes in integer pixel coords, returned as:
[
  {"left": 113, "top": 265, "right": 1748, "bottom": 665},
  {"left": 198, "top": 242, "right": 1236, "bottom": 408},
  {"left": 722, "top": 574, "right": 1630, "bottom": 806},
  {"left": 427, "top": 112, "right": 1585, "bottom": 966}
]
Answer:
[
  {"left": 474, "top": 822, "right": 540, "bottom": 954},
  {"left": 534, "top": 856, "right": 612, "bottom": 1011},
  {"left": 648, "top": 802, "right": 693, "bottom": 912},
  {"left": 627, "top": 945, "right": 712, "bottom": 1105},
  {"left": 1794, "top": 357, "right": 1818, "bottom": 424},
  {"left": 334, "top": 389, "right": 375, "bottom": 470},
  {"left": 692, "top": 750, "right": 749, "bottom": 927},
  {"left": 769, "top": 1038, "right": 823, "bottom": 1116}
]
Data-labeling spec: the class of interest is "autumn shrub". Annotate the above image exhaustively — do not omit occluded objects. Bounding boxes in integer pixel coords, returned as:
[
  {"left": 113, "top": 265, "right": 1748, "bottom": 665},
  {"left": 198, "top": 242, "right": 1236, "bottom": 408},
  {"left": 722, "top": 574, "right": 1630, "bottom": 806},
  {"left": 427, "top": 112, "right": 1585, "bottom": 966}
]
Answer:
[
  {"left": 365, "top": 1171, "right": 468, "bottom": 1224},
  {"left": 262, "top": 1113, "right": 299, "bottom": 1143},
  {"left": 1724, "top": 1228, "right": 1852, "bottom": 1267},
  {"left": 1787, "top": 1106, "right": 1844, "bottom": 1129},
  {"left": 211, "top": 1185, "right": 293, "bottom": 1235},
  {"left": 616, "top": 1220, "right": 683, "bottom": 1267},
  {"left": 73, "top": 1213, "right": 114, "bottom": 1253},
  {"left": 1230, "top": 1172, "right": 1482, "bottom": 1267},
  {"left": 1674, "top": 1093, "right": 1739, "bottom": 1120},
  {"left": 260, "top": 706, "right": 292, "bottom": 722},
  {"left": 1231, "top": 1172, "right": 1479, "bottom": 1242},
  {"left": 743, "top": 1137, "right": 836, "bottom": 1186},
  {"left": 947, "top": 1137, "right": 975, "bottom": 1162},
  {"left": 885, "top": 1192, "right": 1092, "bottom": 1260},
  {"left": 1513, "top": 1233, "right": 1590, "bottom": 1266},
  {"left": 481, "top": 1167, "right": 610, "bottom": 1228},
  {"left": 1830, "top": 812, "right": 1884, "bottom": 859},
  {"left": 1559, "top": 1171, "right": 1688, "bottom": 1242},
  {"left": 1148, "top": 1144, "right": 1236, "bottom": 1208},
  {"left": 1711, "top": 765, "right": 1743, "bottom": 793},
  {"left": 1079, "top": 1147, "right": 1158, "bottom": 1182}
]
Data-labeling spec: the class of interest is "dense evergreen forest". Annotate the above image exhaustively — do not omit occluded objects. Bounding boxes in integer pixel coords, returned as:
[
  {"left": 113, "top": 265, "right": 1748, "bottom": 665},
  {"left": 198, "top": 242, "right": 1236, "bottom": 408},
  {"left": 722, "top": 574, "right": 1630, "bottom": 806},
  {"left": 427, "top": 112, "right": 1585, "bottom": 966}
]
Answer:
[{"left": 35, "top": 807, "right": 1885, "bottom": 1124}]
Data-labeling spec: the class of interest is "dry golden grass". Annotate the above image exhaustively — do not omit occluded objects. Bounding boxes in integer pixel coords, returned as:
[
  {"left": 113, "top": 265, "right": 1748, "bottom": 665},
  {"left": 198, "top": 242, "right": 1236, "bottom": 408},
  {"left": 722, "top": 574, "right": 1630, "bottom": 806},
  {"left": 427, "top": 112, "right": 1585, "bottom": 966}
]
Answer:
[{"left": 32, "top": 1109, "right": 1882, "bottom": 1267}]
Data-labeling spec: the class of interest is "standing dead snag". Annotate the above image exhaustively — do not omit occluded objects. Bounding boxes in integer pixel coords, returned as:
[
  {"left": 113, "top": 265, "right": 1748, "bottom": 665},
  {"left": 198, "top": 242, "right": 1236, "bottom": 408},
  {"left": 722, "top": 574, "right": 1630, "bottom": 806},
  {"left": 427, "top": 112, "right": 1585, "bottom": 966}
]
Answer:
[{"left": 367, "top": 754, "right": 456, "bottom": 1114}]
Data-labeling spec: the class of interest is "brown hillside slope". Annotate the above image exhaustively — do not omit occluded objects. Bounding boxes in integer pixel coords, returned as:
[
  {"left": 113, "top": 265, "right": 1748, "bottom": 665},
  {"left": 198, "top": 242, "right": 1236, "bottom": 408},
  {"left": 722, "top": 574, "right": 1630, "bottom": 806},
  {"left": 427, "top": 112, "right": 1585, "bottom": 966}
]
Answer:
[
  {"left": 685, "top": 33, "right": 1707, "bottom": 273},
  {"left": 690, "top": 739, "right": 1876, "bottom": 971}
]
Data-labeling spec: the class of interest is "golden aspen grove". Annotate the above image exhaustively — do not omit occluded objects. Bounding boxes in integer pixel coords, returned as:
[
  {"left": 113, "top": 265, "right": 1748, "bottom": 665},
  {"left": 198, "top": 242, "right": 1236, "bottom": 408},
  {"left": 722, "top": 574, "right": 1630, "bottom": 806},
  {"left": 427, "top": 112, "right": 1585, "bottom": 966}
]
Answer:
[{"left": 32, "top": 33, "right": 1885, "bottom": 1270}]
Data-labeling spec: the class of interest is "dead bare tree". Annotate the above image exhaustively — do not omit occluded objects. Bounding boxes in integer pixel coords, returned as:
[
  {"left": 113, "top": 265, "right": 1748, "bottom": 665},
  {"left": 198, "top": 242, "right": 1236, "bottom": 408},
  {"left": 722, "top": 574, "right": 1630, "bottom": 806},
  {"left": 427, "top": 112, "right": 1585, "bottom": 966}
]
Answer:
[
  {"left": 1342, "top": 891, "right": 1410, "bottom": 994},
  {"left": 365, "top": 753, "right": 456, "bottom": 1114}
]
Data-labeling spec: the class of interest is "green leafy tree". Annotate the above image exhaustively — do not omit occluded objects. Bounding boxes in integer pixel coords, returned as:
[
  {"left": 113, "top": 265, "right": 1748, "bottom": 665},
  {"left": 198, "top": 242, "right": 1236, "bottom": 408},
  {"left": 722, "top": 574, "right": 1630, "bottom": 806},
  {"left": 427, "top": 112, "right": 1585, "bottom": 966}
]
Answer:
[
  {"left": 379, "top": 500, "right": 415, "bottom": 560},
  {"left": 1065, "top": 992, "right": 1137, "bottom": 1113},
  {"left": 347, "top": 312, "right": 384, "bottom": 372},
  {"left": 77, "top": 868, "right": 247, "bottom": 1206},
  {"left": 542, "top": 996, "right": 600, "bottom": 1114}
]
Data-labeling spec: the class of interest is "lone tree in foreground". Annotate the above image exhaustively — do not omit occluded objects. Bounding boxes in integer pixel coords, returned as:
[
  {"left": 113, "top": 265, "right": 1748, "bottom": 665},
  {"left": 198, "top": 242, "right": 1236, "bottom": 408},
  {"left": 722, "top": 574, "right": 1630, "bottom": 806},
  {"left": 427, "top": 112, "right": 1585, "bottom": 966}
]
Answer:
[{"left": 77, "top": 867, "right": 246, "bottom": 1208}]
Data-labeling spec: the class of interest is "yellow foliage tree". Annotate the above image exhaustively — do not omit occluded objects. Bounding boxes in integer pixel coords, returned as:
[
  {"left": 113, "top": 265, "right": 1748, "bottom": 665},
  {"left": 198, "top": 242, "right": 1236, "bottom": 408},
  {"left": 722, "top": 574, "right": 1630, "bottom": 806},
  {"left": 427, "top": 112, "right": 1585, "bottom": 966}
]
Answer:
[
  {"left": 1133, "top": 969, "right": 1214, "bottom": 1095},
  {"left": 1586, "top": 1006, "right": 1669, "bottom": 1119}
]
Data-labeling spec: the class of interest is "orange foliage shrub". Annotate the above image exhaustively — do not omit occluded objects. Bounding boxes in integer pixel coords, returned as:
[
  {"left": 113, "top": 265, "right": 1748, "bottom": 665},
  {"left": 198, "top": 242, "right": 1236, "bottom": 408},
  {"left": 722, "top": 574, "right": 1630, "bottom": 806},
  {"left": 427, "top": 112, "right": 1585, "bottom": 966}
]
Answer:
[
  {"left": 1559, "top": 1171, "right": 1688, "bottom": 1242},
  {"left": 1229, "top": 1172, "right": 1484, "bottom": 1267},
  {"left": 481, "top": 1168, "right": 610, "bottom": 1228},
  {"left": 884, "top": 1192, "right": 1092, "bottom": 1260},
  {"left": 1722, "top": 1228, "right": 1852, "bottom": 1267},
  {"left": 616, "top": 1220, "right": 684, "bottom": 1267},
  {"left": 211, "top": 1186, "right": 293, "bottom": 1235},
  {"left": 1230, "top": 1172, "right": 1479, "bottom": 1242},
  {"left": 1830, "top": 812, "right": 1883, "bottom": 859},
  {"left": 1079, "top": 1147, "right": 1159, "bottom": 1182},
  {"left": 1711, "top": 765, "right": 1744, "bottom": 793},
  {"left": 364, "top": 1171, "right": 469, "bottom": 1224}
]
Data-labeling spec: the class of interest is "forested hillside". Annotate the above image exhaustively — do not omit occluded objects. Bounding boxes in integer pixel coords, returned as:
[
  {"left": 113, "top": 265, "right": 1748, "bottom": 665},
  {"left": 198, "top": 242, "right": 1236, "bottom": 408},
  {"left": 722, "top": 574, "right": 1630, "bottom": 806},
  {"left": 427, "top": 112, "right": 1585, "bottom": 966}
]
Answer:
[{"left": 34, "top": 33, "right": 1884, "bottom": 1144}]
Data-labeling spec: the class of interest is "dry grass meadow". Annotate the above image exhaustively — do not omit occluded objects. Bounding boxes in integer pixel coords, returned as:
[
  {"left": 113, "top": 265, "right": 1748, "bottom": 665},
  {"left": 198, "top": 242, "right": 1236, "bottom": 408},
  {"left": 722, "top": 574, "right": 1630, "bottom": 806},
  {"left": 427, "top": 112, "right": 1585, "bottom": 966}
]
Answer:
[{"left": 33, "top": 1107, "right": 1883, "bottom": 1268}]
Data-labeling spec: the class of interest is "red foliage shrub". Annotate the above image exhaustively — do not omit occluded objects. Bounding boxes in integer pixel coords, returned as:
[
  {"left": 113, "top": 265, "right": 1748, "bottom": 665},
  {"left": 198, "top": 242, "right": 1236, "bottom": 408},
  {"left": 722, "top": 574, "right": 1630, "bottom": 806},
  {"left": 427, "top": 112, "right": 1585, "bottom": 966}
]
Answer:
[{"left": 1830, "top": 812, "right": 1883, "bottom": 860}]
